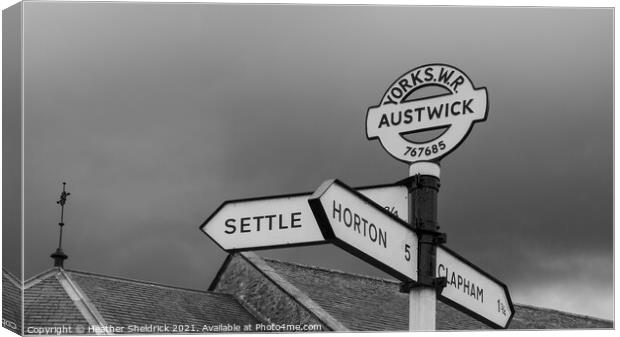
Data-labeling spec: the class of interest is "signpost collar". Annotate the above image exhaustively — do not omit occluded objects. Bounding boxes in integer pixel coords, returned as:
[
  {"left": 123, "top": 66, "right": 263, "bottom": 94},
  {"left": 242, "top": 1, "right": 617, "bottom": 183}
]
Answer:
[{"left": 409, "top": 162, "right": 440, "bottom": 178}]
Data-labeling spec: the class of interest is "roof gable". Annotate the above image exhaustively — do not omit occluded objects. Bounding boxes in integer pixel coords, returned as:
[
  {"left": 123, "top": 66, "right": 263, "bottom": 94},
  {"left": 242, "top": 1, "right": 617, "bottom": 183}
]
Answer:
[{"left": 208, "top": 252, "right": 340, "bottom": 331}]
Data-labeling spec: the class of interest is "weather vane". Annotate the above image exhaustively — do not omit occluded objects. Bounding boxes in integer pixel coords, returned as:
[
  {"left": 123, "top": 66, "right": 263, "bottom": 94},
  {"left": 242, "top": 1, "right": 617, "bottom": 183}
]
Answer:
[
  {"left": 57, "top": 182, "right": 70, "bottom": 226},
  {"left": 51, "top": 182, "right": 70, "bottom": 267}
]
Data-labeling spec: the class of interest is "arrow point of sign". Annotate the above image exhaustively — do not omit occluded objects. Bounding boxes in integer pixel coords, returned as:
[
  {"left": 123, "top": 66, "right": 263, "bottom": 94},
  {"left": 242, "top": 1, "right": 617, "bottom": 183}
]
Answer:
[
  {"left": 199, "top": 200, "right": 228, "bottom": 233},
  {"left": 436, "top": 246, "right": 514, "bottom": 328},
  {"left": 198, "top": 200, "right": 234, "bottom": 252}
]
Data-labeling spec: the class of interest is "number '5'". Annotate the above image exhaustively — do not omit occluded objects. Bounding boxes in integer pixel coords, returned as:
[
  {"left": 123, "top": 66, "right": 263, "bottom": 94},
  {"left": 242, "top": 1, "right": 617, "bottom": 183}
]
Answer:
[{"left": 405, "top": 244, "right": 411, "bottom": 261}]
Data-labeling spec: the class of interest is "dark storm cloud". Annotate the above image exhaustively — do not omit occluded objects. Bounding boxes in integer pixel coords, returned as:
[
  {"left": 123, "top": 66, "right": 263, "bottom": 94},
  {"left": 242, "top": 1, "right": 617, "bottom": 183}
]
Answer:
[{"left": 17, "top": 3, "right": 612, "bottom": 319}]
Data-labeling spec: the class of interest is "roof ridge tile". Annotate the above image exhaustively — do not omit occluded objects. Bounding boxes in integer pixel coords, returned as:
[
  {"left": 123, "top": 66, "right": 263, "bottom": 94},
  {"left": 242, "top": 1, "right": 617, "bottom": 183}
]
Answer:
[
  {"left": 232, "top": 295, "right": 271, "bottom": 325},
  {"left": 2, "top": 268, "right": 22, "bottom": 288},
  {"left": 56, "top": 269, "right": 111, "bottom": 332},
  {"left": 23, "top": 267, "right": 61, "bottom": 289}
]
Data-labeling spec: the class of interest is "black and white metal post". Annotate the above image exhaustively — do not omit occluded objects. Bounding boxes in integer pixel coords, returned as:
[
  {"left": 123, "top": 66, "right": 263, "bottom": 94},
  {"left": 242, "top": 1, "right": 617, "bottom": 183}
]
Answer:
[{"left": 401, "top": 162, "right": 446, "bottom": 331}]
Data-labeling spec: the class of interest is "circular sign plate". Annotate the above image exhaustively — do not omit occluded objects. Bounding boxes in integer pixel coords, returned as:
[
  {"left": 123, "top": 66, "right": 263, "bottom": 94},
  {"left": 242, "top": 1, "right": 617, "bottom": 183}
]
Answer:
[{"left": 366, "top": 64, "right": 488, "bottom": 164}]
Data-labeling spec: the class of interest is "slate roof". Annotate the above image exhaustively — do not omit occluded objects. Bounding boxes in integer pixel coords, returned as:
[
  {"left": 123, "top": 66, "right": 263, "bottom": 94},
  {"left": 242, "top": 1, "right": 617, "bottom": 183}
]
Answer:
[
  {"left": 3, "top": 255, "right": 613, "bottom": 334},
  {"left": 3, "top": 267, "right": 262, "bottom": 335},
  {"left": 24, "top": 270, "right": 90, "bottom": 329},
  {"left": 2, "top": 268, "right": 22, "bottom": 334},
  {"left": 66, "top": 270, "right": 261, "bottom": 329},
  {"left": 258, "top": 256, "right": 613, "bottom": 330}
]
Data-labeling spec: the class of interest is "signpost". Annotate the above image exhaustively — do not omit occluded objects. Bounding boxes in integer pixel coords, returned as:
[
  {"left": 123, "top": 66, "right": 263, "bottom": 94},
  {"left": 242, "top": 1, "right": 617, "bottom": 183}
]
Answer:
[
  {"left": 200, "top": 184, "right": 408, "bottom": 252},
  {"left": 308, "top": 179, "right": 419, "bottom": 282},
  {"left": 200, "top": 62, "right": 513, "bottom": 331},
  {"left": 364, "top": 63, "right": 512, "bottom": 330},
  {"left": 436, "top": 246, "right": 514, "bottom": 329}
]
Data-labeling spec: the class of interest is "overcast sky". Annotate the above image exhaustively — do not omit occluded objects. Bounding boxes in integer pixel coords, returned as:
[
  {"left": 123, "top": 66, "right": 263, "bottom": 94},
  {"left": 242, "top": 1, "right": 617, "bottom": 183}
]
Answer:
[{"left": 12, "top": 3, "right": 613, "bottom": 320}]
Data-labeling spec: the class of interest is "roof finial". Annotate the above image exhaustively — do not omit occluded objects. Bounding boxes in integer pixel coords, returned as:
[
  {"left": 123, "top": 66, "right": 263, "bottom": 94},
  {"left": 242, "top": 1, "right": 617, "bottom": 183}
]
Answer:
[{"left": 51, "top": 182, "right": 70, "bottom": 268}]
